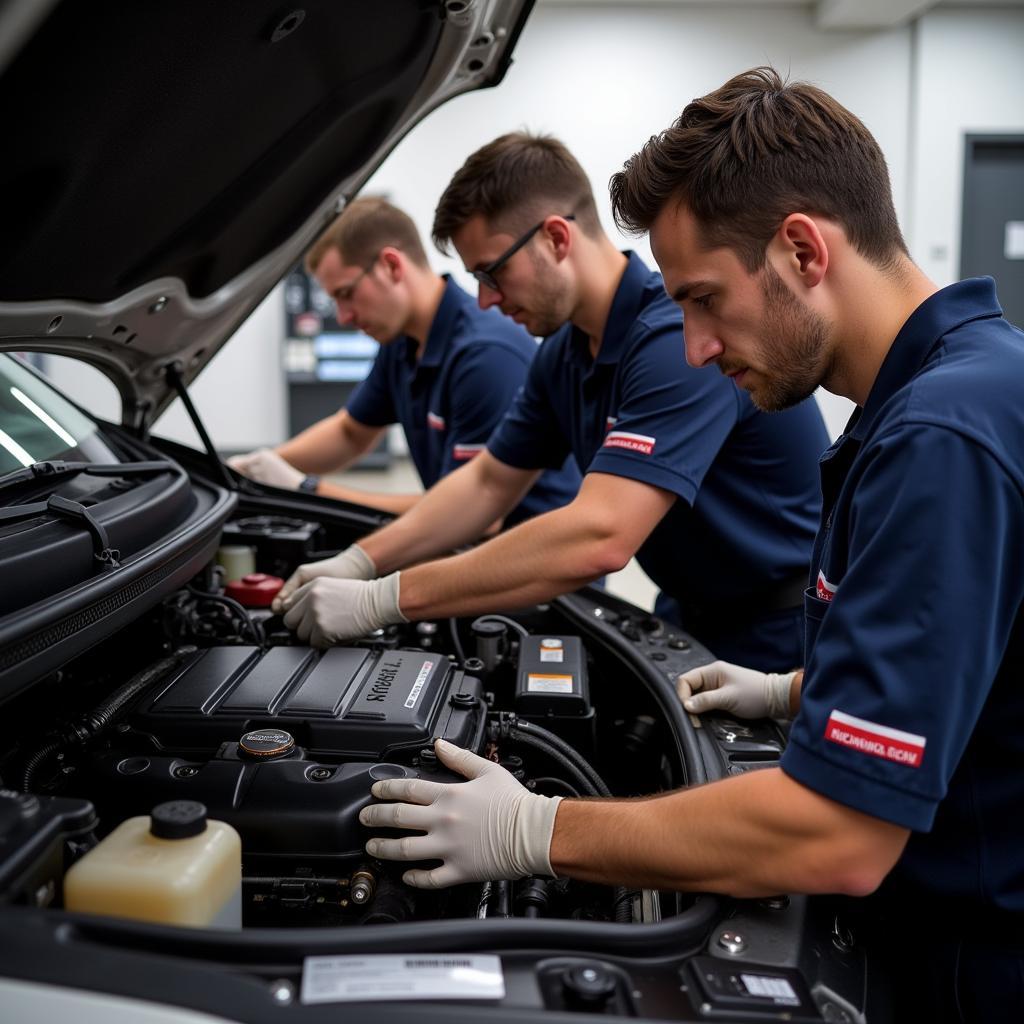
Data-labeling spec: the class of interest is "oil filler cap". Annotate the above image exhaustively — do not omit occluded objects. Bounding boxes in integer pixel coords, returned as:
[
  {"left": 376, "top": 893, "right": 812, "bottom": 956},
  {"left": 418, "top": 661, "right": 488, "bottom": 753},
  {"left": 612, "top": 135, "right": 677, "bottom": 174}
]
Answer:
[
  {"left": 151, "top": 800, "right": 207, "bottom": 840},
  {"left": 238, "top": 729, "right": 295, "bottom": 760}
]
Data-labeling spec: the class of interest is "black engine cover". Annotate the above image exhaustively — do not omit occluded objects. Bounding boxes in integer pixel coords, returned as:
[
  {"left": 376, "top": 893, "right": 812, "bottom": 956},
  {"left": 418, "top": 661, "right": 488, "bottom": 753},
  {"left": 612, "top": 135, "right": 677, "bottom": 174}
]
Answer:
[{"left": 130, "top": 645, "right": 483, "bottom": 760}]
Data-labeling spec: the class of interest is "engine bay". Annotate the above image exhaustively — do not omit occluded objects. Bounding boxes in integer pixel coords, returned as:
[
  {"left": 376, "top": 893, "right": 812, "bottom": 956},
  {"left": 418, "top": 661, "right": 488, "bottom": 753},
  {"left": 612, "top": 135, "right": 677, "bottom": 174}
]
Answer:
[{"left": 1, "top": 509, "right": 724, "bottom": 929}]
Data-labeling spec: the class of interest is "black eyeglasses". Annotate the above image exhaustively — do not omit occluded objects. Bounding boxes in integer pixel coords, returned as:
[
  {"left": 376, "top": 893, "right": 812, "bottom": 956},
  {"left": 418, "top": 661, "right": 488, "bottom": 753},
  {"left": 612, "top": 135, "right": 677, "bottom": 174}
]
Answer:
[
  {"left": 471, "top": 214, "right": 575, "bottom": 292},
  {"left": 334, "top": 253, "right": 380, "bottom": 304}
]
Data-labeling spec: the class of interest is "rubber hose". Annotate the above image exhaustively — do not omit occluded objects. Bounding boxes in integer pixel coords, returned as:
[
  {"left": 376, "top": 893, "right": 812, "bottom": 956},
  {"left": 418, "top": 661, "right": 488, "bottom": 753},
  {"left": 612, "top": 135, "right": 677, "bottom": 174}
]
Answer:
[
  {"left": 81, "top": 646, "right": 196, "bottom": 734},
  {"left": 513, "top": 719, "right": 611, "bottom": 797},
  {"left": 507, "top": 728, "right": 600, "bottom": 798},
  {"left": 21, "top": 646, "right": 196, "bottom": 792},
  {"left": 20, "top": 738, "right": 63, "bottom": 793}
]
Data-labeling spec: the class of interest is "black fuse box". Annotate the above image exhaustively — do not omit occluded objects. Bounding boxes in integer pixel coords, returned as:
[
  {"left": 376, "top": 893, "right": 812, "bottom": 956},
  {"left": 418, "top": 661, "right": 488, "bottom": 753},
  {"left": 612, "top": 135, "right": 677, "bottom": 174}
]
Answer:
[{"left": 515, "top": 636, "right": 591, "bottom": 718}]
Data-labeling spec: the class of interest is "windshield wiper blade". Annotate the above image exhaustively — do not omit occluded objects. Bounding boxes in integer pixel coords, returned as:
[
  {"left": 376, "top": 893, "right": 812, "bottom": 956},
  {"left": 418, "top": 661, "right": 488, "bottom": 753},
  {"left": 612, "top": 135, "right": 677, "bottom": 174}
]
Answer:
[{"left": 0, "top": 459, "right": 174, "bottom": 493}]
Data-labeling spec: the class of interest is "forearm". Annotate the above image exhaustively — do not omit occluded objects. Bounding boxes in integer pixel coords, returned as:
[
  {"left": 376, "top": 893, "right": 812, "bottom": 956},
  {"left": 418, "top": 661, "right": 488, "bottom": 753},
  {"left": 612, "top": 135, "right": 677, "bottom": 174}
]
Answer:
[
  {"left": 315, "top": 481, "right": 422, "bottom": 516},
  {"left": 397, "top": 501, "right": 622, "bottom": 620},
  {"left": 276, "top": 412, "right": 373, "bottom": 474},
  {"left": 359, "top": 455, "right": 534, "bottom": 573},
  {"left": 549, "top": 768, "right": 907, "bottom": 898}
]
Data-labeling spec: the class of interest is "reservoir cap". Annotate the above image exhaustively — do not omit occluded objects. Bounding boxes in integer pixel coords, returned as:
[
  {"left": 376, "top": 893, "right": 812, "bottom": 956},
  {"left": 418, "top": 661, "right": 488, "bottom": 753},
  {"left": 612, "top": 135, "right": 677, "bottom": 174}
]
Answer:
[{"left": 151, "top": 800, "right": 208, "bottom": 839}]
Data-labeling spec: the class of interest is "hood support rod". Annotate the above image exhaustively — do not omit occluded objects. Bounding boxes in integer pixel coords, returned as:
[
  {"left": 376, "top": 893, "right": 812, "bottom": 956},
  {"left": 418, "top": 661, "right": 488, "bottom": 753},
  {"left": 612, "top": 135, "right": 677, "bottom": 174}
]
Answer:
[{"left": 164, "top": 362, "right": 236, "bottom": 491}]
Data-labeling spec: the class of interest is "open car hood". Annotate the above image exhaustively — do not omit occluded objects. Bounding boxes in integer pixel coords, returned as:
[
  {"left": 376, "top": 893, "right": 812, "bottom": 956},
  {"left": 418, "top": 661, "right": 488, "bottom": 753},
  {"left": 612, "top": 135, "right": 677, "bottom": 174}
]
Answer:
[{"left": 0, "top": 0, "right": 533, "bottom": 430}]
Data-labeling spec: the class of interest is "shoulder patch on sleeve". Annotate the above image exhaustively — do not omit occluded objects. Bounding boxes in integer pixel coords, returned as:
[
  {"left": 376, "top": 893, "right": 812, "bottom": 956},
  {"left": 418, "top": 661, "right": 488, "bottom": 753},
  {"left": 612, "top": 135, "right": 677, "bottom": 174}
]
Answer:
[
  {"left": 452, "top": 443, "right": 486, "bottom": 461},
  {"left": 825, "top": 710, "right": 926, "bottom": 768},
  {"left": 603, "top": 430, "right": 655, "bottom": 455}
]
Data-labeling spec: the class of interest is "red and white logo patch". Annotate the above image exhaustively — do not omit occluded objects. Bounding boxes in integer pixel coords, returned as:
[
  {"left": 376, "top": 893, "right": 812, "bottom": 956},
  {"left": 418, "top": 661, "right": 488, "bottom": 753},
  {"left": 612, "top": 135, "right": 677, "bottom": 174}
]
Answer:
[
  {"left": 427, "top": 412, "right": 446, "bottom": 431},
  {"left": 824, "top": 710, "right": 926, "bottom": 768},
  {"left": 452, "top": 443, "right": 485, "bottom": 461},
  {"left": 605, "top": 416, "right": 618, "bottom": 433},
  {"left": 603, "top": 430, "right": 656, "bottom": 456},
  {"left": 816, "top": 570, "right": 837, "bottom": 603}
]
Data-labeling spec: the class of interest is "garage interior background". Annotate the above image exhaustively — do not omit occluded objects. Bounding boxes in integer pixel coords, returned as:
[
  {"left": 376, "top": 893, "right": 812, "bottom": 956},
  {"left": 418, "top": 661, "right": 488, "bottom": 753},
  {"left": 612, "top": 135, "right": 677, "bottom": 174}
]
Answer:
[{"left": 39, "top": 0, "right": 1024, "bottom": 604}]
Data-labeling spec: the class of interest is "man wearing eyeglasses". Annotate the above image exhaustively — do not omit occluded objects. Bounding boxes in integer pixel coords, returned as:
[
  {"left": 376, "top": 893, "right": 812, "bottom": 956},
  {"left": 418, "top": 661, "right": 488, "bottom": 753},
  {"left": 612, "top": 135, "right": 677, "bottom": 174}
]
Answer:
[
  {"left": 276, "top": 135, "right": 828, "bottom": 673},
  {"left": 229, "top": 197, "right": 580, "bottom": 523}
]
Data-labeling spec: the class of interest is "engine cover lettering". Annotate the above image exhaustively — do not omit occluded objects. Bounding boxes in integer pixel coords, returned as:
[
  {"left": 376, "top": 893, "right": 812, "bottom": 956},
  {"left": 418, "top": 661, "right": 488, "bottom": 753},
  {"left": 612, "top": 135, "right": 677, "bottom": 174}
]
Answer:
[{"left": 366, "top": 661, "right": 402, "bottom": 702}]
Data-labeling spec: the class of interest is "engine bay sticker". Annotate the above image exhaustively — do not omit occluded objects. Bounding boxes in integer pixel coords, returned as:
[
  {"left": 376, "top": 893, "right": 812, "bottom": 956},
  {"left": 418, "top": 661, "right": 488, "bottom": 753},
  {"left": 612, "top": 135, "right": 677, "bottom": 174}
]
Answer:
[
  {"left": 404, "top": 661, "right": 434, "bottom": 709},
  {"left": 539, "top": 649, "right": 564, "bottom": 663},
  {"left": 527, "top": 673, "right": 574, "bottom": 693},
  {"left": 740, "top": 974, "right": 799, "bottom": 1006},
  {"left": 301, "top": 955, "right": 505, "bottom": 1003}
]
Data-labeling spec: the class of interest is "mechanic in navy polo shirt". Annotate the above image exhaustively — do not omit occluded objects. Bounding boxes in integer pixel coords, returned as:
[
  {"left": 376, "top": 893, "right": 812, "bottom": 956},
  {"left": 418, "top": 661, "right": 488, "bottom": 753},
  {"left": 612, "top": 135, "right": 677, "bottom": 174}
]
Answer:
[
  {"left": 276, "top": 135, "right": 829, "bottom": 674},
  {"left": 229, "top": 197, "right": 579, "bottom": 528},
  {"left": 355, "top": 71, "right": 1024, "bottom": 1022}
]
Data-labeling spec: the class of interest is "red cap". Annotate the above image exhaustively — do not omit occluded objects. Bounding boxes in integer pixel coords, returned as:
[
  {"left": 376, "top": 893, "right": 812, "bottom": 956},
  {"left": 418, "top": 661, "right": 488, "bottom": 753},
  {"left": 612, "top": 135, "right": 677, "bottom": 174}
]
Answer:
[{"left": 224, "top": 573, "right": 284, "bottom": 608}]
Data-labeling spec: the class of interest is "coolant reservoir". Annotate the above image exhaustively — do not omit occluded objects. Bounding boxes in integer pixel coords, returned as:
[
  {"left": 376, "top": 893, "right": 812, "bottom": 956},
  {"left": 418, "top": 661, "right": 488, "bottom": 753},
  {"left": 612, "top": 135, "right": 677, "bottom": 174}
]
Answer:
[{"left": 64, "top": 800, "right": 241, "bottom": 928}]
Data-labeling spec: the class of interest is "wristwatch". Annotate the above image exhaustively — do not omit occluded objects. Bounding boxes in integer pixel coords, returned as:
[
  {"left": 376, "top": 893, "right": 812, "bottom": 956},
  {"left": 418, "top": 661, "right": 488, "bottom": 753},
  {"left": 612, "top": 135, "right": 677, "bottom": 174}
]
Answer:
[{"left": 298, "top": 474, "right": 320, "bottom": 494}]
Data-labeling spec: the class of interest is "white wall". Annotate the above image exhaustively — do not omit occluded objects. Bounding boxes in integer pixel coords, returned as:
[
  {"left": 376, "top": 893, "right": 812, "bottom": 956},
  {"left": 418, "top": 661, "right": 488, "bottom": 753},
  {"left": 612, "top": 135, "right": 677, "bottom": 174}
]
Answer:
[
  {"left": 52, "top": 3, "right": 1022, "bottom": 448},
  {"left": 908, "top": 7, "right": 1024, "bottom": 285}
]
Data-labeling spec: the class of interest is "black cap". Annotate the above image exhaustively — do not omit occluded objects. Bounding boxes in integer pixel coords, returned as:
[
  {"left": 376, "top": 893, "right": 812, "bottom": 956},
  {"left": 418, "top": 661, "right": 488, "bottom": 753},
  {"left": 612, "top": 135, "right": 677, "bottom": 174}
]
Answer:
[
  {"left": 150, "top": 800, "right": 208, "bottom": 839},
  {"left": 238, "top": 728, "right": 295, "bottom": 760}
]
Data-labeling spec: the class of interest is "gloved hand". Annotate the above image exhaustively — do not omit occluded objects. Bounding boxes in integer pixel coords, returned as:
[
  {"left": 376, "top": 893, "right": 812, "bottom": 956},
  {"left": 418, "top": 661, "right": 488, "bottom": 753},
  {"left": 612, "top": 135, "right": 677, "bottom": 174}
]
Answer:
[
  {"left": 280, "top": 572, "right": 406, "bottom": 647},
  {"left": 272, "top": 544, "right": 377, "bottom": 612},
  {"left": 226, "top": 448, "right": 304, "bottom": 490},
  {"left": 358, "top": 739, "right": 563, "bottom": 889},
  {"left": 676, "top": 660, "right": 796, "bottom": 719}
]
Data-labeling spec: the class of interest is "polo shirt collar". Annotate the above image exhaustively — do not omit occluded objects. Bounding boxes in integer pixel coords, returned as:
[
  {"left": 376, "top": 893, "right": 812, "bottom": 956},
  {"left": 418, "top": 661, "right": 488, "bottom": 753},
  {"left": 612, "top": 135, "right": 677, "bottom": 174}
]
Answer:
[
  {"left": 597, "top": 251, "right": 651, "bottom": 365},
  {"left": 406, "top": 275, "right": 462, "bottom": 370},
  {"left": 566, "top": 251, "right": 650, "bottom": 367},
  {"left": 850, "top": 277, "right": 1002, "bottom": 440}
]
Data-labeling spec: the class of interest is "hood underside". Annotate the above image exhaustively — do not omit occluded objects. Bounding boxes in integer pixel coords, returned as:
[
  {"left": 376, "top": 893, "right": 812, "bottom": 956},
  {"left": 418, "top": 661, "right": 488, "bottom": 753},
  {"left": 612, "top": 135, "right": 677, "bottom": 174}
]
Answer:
[{"left": 0, "top": 0, "right": 532, "bottom": 428}]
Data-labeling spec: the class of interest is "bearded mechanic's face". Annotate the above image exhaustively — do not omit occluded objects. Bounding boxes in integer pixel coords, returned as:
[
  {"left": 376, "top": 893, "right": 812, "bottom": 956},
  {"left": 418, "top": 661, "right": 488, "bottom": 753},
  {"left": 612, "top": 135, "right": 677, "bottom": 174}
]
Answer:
[{"left": 650, "top": 202, "right": 833, "bottom": 412}]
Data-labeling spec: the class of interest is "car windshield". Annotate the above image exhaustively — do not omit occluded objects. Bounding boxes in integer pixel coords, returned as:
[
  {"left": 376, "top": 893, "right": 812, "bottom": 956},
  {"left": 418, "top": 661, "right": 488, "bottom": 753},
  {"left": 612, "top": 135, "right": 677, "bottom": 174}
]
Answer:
[{"left": 0, "top": 354, "right": 118, "bottom": 474}]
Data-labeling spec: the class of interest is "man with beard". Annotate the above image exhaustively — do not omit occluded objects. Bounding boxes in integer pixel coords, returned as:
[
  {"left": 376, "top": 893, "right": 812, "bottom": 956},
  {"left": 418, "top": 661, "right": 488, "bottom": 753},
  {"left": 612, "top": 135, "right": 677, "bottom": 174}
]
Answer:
[
  {"left": 357, "top": 72, "right": 1024, "bottom": 1023},
  {"left": 229, "top": 197, "right": 579, "bottom": 522},
  {"left": 276, "top": 133, "right": 828, "bottom": 673}
]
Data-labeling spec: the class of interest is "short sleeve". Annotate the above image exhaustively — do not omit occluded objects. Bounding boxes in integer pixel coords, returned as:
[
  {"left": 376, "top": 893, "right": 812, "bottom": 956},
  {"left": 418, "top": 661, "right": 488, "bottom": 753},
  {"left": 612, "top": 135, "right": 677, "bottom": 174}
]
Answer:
[
  {"left": 586, "top": 323, "right": 740, "bottom": 503},
  {"left": 438, "top": 343, "right": 533, "bottom": 475},
  {"left": 346, "top": 347, "right": 397, "bottom": 427},
  {"left": 486, "top": 342, "right": 573, "bottom": 471},
  {"left": 781, "top": 424, "right": 1024, "bottom": 831}
]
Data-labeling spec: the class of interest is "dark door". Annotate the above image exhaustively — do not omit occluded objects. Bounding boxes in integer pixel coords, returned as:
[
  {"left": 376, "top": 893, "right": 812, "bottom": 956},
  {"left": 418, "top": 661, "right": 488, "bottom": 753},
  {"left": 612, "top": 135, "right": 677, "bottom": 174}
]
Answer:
[{"left": 960, "top": 135, "right": 1024, "bottom": 329}]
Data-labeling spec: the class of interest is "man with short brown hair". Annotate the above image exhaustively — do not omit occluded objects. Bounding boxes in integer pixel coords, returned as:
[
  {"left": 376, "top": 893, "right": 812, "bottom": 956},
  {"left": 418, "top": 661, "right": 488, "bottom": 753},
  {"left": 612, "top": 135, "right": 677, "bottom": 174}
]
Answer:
[
  {"left": 357, "top": 72, "right": 1024, "bottom": 1022},
  {"left": 229, "top": 197, "right": 579, "bottom": 522}
]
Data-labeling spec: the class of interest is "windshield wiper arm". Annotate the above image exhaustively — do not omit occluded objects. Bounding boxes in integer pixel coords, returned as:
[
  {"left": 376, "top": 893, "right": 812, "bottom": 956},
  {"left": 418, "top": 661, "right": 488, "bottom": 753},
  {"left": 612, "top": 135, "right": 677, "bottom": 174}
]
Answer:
[{"left": 0, "top": 459, "right": 174, "bottom": 494}]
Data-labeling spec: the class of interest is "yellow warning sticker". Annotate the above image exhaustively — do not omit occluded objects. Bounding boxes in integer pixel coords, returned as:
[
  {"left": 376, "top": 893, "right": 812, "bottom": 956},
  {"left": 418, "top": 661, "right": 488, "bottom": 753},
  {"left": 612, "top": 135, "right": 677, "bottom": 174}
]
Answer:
[{"left": 527, "top": 674, "right": 574, "bottom": 694}]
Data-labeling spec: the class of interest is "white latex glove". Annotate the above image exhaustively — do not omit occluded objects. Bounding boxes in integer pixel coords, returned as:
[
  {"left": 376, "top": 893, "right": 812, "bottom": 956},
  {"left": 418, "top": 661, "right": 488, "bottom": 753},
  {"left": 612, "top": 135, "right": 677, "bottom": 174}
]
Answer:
[
  {"left": 358, "top": 739, "right": 563, "bottom": 889},
  {"left": 280, "top": 572, "right": 406, "bottom": 647},
  {"left": 676, "top": 660, "right": 796, "bottom": 719},
  {"left": 273, "top": 544, "right": 377, "bottom": 612},
  {"left": 226, "top": 448, "right": 304, "bottom": 490}
]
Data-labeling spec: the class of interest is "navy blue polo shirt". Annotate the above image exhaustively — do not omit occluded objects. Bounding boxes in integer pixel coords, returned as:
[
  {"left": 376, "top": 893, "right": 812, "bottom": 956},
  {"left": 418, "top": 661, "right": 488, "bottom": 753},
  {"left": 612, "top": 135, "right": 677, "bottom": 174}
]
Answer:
[
  {"left": 781, "top": 278, "right": 1024, "bottom": 921},
  {"left": 346, "top": 277, "right": 580, "bottom": 525},
  {"left": 487, "top": 252, "right": 828, "bottom": 669}
]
